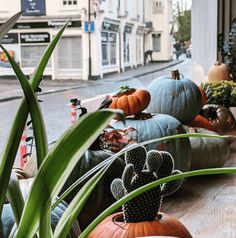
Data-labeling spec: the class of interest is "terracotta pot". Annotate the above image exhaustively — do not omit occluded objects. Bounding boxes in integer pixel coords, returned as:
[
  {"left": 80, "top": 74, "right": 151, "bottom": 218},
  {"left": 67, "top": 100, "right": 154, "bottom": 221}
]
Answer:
[{"left": 88, "top": 212, "right": 192, "bottom": 238}]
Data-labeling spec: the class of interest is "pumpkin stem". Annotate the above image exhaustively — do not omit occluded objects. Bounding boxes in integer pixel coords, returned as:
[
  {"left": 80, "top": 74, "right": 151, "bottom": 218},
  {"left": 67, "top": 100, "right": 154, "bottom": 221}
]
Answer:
[
  {"left": 215, "top": 61, "right": 222, "bottom": 66},
  {"left": 171, "top": 69, "right": 180, "bottom": 80},
  {"left": 133, "top": 112, "right": 152, "bottom": 120},
  {"left": 118, "top": 85, "right": 134, "bottom": 93}
]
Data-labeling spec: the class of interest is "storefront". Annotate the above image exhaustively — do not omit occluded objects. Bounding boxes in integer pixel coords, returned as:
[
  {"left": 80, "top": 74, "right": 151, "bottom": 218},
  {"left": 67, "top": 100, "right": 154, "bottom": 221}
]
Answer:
[
  {"left": 0, "top": 19, "right": 83, "bottom": 79},
  {"left": 101, "top": 21, "right": 119, "bottom": 74}
]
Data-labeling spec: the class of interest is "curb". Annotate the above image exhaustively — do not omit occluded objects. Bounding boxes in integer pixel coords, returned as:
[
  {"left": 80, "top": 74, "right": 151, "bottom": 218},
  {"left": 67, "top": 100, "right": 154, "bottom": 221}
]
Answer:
[
  {"left": 116, "top": 60, "right": 184, "bottom": 82},
  {"left": 0, "top": 60, "right": 184, "bottom": 103}
]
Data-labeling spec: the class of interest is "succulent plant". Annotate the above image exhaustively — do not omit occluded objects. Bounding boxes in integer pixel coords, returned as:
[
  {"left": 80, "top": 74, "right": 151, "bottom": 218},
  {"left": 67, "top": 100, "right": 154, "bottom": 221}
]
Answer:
[
  {"left": 202, "top": 80, "right": 236, "bottom": 107},
  {"left": 110, "top": 145, "right": 183, "bottom": 223}
]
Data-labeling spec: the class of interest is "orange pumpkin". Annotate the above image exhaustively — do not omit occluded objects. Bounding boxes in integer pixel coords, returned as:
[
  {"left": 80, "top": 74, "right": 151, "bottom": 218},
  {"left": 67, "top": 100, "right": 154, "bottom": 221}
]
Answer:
[
  {"left": 186, "top": 114, "right": 214, "bottom": 131},
  {"left": 208, "top": 61, "right": 229, "bottom": 82},
  {"left": 88, "top": 212, "right": 192, "bottom": 238},
  {"left": 109, "top": 85, "right": 151, "bottom": 116},
  {"left": 198, "top": 85, "right": 207, "bottom": 107}
]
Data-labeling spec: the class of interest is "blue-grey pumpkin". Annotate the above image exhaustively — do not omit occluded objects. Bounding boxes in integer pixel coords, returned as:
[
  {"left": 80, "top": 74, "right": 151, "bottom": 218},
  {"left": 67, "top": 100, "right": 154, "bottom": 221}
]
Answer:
[
  {"left": 147, "top": 70, "right": 202, "bottom": 123},
  {"left": 112, "top": 113, "right": 192, "bottom": 171},
  {"left": 0, "top": 199, "right": 80, "bottom": 238},
  {"left": 187, "top": 127, "right": 230, "bottom": 170},
  {"left": 0, "top": 177, "right": 81, "bottom": 238}
]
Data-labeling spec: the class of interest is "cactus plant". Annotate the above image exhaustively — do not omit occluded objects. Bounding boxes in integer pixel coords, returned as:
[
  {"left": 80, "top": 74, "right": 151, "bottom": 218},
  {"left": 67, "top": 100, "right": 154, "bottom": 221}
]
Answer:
[{"left": 110, "top": 145, "right": 183, "bottom": 223}]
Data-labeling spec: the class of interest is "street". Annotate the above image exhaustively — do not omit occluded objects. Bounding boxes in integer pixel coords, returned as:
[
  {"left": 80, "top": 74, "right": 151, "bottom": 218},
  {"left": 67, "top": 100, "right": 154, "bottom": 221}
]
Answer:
[{"left": 0, "top": 57, "right": 195, "bottom": 164}]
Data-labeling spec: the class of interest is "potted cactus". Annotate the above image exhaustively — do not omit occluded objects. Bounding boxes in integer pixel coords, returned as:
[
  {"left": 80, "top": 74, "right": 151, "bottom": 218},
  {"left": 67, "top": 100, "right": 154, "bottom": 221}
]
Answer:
[{"left": 88, "top": 145, "right": 192, "bottom": 238}]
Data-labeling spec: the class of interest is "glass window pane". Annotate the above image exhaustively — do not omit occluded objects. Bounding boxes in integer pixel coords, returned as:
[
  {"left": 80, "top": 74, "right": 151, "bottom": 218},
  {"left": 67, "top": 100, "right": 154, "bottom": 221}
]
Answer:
[
  {"left": 102, "top": 43, "right": 109, "bottom": 65},
  {"left": 110, "top": 44, "right": 116, "bottom": 65},
  {"left": 153, "top": 34, "right": 161, "bottom": 52}
]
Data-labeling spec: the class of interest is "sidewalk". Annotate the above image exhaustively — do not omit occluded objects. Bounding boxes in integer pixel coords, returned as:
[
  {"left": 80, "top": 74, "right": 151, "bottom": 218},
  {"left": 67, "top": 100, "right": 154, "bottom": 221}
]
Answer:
[{"left": 0, "top": 59, "right": 183, "bottom": 102}]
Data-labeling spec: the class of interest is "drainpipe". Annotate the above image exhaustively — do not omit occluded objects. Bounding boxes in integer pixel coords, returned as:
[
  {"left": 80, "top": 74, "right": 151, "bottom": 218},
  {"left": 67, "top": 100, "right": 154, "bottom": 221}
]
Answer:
[{"left": 88, "top": 0, "right": 92, "bottom": 80}]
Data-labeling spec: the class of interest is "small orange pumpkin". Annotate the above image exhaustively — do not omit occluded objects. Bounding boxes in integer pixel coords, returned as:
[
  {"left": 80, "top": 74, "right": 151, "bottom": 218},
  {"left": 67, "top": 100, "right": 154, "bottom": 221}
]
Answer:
[
  {"left": 109, "top": 85, "right": 151, "bottom": 116},
  {"left": 186, "top": 114, "right": 214, "bottom": 131},
  {"left": 198, "top": 85, "right": 207, "bottom": 107},
  {"left": 208, "top": 61, "right": 229, "bottom": 82},
  {"left": 88, "top": 212, "right": 192, "bottom": 238}
]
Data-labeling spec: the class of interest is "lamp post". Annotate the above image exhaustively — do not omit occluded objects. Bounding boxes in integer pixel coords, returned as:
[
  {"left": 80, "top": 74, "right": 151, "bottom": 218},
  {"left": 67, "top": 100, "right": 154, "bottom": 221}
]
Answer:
[{"left": 88, "top": 0, "right": 92, "bottom": 80}]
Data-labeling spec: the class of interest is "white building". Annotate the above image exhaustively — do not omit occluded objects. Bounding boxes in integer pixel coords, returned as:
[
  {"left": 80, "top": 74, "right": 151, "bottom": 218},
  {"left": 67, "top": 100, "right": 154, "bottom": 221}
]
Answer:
[
  {"left": 145, "top": 0, "right": 174, "bottom": 62},
  {"left": 0, "top": 0, "right": 173, "bottom": 80}
]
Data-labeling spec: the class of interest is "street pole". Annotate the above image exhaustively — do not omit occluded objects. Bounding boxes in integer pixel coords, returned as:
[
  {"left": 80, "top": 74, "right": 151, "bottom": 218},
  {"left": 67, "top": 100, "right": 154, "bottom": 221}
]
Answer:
[{"left": 88, "top": 0, "right": 92, "bottom": 80}]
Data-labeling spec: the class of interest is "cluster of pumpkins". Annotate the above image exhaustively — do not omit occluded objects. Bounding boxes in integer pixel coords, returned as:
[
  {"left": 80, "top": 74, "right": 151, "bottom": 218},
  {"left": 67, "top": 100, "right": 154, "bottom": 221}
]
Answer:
[
  {"left": 108, "top": 68, "right": 234, "bottom": 173},
  {"left": 85, "top": 67, "right": 236, "bottom": 238}
]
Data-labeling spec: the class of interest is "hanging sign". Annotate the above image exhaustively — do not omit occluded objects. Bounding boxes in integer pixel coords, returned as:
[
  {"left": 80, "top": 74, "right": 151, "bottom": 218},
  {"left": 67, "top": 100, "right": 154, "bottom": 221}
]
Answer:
[{"left": 21, "top": 0, "right": 46, "bottom": 16}]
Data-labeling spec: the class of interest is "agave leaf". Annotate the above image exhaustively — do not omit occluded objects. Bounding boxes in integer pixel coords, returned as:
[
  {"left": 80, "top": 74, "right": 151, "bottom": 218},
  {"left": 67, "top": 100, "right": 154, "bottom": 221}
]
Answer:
[
  {"left": 6, "top": 172, "right": 25, "bottom": 225},
  {"left": 0, "top": 21, "right": 69, "bottom": 214},
  {"left": 0, "top": 44, "right": 48, "bottom": 166},
  {"left": 0, "top": 11, "right": 23, "bottom": 40},
  {"left": 15, "top": 110, "right": 118, "bottom": 238},
  {"left": 80, "top": 166, "right": 236, "bottom": 238}
]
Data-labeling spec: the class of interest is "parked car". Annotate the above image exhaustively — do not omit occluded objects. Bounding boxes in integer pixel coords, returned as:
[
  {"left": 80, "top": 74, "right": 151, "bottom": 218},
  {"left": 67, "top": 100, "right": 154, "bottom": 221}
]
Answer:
[{"left": 186, "top": 45, "right": 192, "bottom": 58}]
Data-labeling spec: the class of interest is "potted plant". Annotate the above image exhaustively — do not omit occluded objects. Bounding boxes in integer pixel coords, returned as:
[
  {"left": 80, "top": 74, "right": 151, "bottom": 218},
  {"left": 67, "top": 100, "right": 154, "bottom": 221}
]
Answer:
[{"left": 88, "top": 145, "right": 192, "bottom": 238}]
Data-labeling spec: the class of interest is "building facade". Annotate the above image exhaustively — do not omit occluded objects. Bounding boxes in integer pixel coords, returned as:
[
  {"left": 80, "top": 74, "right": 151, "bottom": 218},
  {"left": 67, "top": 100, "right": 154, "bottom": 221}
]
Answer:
[
  {"left": 0, "top": 0, "right": 173, "bottom": 80},
  {"left": 192, "top": 0, "right": 236, "bottom": 75}
]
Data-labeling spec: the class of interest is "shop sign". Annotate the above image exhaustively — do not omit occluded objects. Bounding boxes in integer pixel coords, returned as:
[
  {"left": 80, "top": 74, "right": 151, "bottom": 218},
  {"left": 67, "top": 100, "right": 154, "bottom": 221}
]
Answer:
[
  {"left": 124, "top": 25, "right": 132, "bottom": 33},
  {"left": 20, "top": 32, "right": 50, "bottom": 43},
  {"left": 101, "top": 32, "right": 109, "bottom": 42},
  {"left": 0, "top": 21, "right": 81, "bottom": 30},
  {"left": 102, "top": 22, "right": 119, "bottom": 32},
  {"left": 109, "top": 33, "right": 116, "bottom": 43},
  {"left": 21, "top": 0, "right": 46, "bottom": 16},
  {"left": 0, "top": 33, "right": 18, "bottom": 44}
]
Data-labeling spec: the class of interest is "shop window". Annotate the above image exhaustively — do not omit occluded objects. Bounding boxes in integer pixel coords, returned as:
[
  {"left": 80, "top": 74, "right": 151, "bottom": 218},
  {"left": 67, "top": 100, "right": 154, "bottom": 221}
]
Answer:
[
  {"left": 136, "top": 37, "right": 142, "bottom": 63},
  {"left": 101, "top": 32, "right": 117, "bottom": 66},
  {"left": 55, "top": 36, "right": 82, "bottom": 69},
  {"left": 21, "top": 45, "right": 51, "bottom": 68},
  {"left": 102, "top": 44, "right": 109, "bottom": 66},
  {"left": 123, "top": 33, "right": 130, "bottom": 63},
  {"left": 152, "top": 34, "right": 161, "bottom": 52}
]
